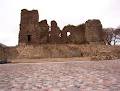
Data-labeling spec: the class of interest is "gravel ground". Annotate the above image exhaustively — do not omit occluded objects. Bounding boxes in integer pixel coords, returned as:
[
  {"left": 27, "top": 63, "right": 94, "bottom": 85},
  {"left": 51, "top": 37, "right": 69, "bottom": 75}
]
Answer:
[{"left": 0, "top": 59, "right": 120, "bottom": 91}]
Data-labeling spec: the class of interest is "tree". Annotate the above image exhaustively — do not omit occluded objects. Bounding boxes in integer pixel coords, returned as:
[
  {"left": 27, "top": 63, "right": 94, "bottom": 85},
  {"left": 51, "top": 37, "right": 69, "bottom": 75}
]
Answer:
[
  {"left": 113, "top": 28, "right": 120, "bottom": 45},
  {"left": 103, "top": 28, "right": 114, "bottom": 45}
]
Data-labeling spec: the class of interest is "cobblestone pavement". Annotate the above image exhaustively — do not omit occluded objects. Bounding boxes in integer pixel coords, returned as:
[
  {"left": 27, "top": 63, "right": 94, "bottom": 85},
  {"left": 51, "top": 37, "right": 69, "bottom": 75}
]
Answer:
[{"left": 0, "top": 60, "right": 120, "bottom": 91}]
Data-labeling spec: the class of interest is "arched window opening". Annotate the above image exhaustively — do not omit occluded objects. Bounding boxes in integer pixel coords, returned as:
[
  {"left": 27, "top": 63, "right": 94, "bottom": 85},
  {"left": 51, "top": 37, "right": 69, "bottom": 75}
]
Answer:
[{"left": 67, "top": 32, "right": 71, "bottom": 36}]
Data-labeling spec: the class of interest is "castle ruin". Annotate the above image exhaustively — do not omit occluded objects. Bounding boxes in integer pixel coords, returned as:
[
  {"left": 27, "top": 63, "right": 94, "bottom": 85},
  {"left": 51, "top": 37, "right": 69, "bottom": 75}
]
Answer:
[
  {"left": 19, "top": 9, "right": 104, "bottom": 45},
  {"left": 1, "top": 9, "right": 111, "bottom": 61}
]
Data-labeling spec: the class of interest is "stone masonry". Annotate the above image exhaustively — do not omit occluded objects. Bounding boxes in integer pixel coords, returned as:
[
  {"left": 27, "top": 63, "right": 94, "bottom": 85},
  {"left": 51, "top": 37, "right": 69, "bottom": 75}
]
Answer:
[
  {"left": 0, "top": 45, "right": 4, "bottom": 59},
  {"left": 85, "top": 19, "right": 103, "bottom": 43},
  {"left": 38, "top": 20, "right": 49, "bottom": 44},
  {"left": 0, "top": 43, "right": 6, "bottom": 60},
  {"left": 19, "top": 9, "right": 39, "bottom": 45},
  {"left": 19, "top": 9, "right": 49, "bottom": 45},
  {"left": 0, "top": 60, "right": 120, "bottom": 91},
  {"left": 19, "top": 9, "right": 104, "bottom": 45},
  {"left": 49, "top": 20, "right": 61, "bottom": 43}
]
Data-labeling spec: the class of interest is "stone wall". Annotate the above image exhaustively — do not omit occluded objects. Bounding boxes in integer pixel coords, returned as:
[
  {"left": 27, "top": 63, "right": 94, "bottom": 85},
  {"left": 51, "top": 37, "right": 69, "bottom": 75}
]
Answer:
[
  {"left": 71, "top": 24, "right": 85, "bottom": 44},
  {"left": 5, "top": 44, "right": 120, "bottom": 60},
  {"left": 61, "top": 25, "right": 76, "bottom": 43},
  {"left": 38, "top": 20, "right": 49, "bottom": 44},
  {"left": 0, "top": 44, "right": 6, "bottom": 60},
  {"left": 49, "top": 20, "right": 61, "bottom": 43},
  {"left": 0, "top": 46, "right": 4, "bottom": 59},
  {"left": 61, "top": 24, "right": 85, "bottom": 44}
]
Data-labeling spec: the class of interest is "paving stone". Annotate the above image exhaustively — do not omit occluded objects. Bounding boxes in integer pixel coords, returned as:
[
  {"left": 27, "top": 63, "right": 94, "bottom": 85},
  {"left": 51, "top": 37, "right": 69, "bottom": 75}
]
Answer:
[{"left": 0, "top": 60, "right": 120, "bottom": 91}]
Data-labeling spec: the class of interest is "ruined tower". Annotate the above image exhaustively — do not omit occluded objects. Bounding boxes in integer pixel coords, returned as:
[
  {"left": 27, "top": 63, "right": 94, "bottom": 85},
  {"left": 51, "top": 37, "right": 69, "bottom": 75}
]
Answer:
[
  {"left": 19, "top": 9, "right": 49, "bottom": 45},
  {"left": 85, "top": 19, "right": 103, "bottom": 44},
  {"left": 19, "top": 9, "right": 39, "bottom": 45}
]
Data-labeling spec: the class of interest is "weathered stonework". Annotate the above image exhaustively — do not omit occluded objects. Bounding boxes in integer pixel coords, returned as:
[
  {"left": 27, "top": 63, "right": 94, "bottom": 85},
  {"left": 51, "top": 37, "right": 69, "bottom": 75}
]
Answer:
[
  {"left": 19, "top": 9, "right": 105, "bottom": 45},
  {"left": 71, "top": 24, "right": 85, "bottom": 44},
  {"left": 19, "top": 9, "right": 49, "bottom": 45},
  {"left": 61, "top": 24, "right": 85, "bottom": 44},
  {"left": 1, "top": 9, "right": 120, "bottom": 60},
  {"left": 85, "top": 19, "right": 103, "bottom": 43},
  {"left": 38, "top": 20, "right": 49, "bottom": 44},
  {"left": 61, "top": 25, "right": 76, "bottom": 43},
  {"left": 49, "top": 20, "right": 61, "bottom": 43},
  {"left": 19, "top": 9, "right": 39, "bottom": 45},
  {"left": 0, "top": 44, "right": 6, "bottom": 60}
]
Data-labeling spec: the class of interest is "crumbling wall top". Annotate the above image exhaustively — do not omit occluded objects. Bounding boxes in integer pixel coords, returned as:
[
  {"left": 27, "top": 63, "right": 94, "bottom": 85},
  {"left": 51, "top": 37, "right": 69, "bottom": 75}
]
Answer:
[
  {"left": 85, "top": 19, "right": 102, "bottom": 27},
  {"left": 51, "top": 20, "right": 58, "bottom": 27},
  {"left": 19, "top": 9, "right": 105, "bottom": 45},
  {"left": 39, "top": 20, "right": 48, "bottom": 27},
  {"left": 20, "top": 9, "right": 39, "bottom": 24}
]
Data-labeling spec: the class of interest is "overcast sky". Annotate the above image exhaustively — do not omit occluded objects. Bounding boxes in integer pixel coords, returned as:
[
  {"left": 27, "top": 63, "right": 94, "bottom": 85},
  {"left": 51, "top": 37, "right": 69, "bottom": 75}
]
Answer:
[{"left": 0, "top": 0, "right": 120, "bottom": 46}]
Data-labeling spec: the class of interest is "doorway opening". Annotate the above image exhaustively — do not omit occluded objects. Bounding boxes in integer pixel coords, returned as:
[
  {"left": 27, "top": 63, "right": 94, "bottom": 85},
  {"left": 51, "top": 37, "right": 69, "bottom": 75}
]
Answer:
[{"left": 27, "top": 35, "right": 32, "bottom": 42}]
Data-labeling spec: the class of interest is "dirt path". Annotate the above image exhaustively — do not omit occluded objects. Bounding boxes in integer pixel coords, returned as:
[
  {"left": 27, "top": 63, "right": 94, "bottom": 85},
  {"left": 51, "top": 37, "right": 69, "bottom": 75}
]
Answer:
[
  {"left": 11, "top": 57, "right": 91, "bottom": 63},
  {"left": 0, "top": 59, "right": 120, "bottom": 91}
]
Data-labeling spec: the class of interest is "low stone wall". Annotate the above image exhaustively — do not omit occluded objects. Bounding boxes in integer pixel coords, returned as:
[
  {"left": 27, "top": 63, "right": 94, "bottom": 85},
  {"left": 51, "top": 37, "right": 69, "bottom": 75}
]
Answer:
[
  {"left": 0, "top": 43, "right": 7, "bottom": 60},
  {"left": 5, "top": 44, "right": 120, "bottom": 61},
  {"left": 0, "top": 45, "right": 5, "bottom": 60}
]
